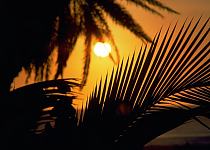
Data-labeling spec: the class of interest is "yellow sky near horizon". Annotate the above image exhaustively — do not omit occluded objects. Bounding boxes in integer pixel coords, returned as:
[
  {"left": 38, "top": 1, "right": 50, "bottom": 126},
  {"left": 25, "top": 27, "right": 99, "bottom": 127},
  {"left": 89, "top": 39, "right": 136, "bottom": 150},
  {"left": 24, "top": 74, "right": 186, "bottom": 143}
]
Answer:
[{"left": 13, "top": 0, "right": 210, "bottom": 103}]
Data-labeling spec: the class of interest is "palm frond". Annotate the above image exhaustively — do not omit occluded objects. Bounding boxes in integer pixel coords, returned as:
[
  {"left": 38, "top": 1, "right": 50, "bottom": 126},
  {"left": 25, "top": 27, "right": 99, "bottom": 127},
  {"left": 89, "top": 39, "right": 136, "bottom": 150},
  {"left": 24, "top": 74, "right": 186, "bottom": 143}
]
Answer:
[
  {"left": 2, "top": 79, "right": 79, "bottom": 134},
  {"left": 142, "top": 0, "right": 179, "bottom": 14},
  {"left": 55, "top": 5, "right": 82, "bottom": 79},
  {"left": 97, "top": 0, "right": 152, "bottom": 42},
  {"left": 92, "top": 3, "right": 120, "bottom": 63},
  {"left": 126, "top": 0, "right": 164, "bottom": 17},
  {"left": 126, "top": 0, "right": 179, "bottom": 17},
  {"left": 80, "top": 17, "right": 210, "bottom": 148},
  {"left": 82, "top": 33, "right": 92, "bottom": 86},
  {"left": 1, "top": 0, "right": 179, "bottom": 93}
]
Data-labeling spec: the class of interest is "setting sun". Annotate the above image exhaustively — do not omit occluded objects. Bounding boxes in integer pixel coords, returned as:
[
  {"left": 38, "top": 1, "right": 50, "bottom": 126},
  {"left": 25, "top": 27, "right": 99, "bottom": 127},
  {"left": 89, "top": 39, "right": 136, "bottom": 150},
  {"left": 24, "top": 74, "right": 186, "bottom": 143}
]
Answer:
[{"left": 93, "top": 42, "right": 112, "bottom": 57}]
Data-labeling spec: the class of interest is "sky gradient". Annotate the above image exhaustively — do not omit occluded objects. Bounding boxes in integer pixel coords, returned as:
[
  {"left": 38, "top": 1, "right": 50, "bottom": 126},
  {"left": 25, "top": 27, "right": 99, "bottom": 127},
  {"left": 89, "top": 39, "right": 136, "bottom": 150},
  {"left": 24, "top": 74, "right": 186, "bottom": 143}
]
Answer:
[
  {"left": 65, "top": 0, "right": 210, "bottom": 100},
  {"left": 13, "top": 0, "right": 210, "bottom": 107},
  {"left": 14, "top": 0, "right": 210, "bottom": 92},
  {"left": 13, "top": 0, "right": 210, "bottom": 144}
]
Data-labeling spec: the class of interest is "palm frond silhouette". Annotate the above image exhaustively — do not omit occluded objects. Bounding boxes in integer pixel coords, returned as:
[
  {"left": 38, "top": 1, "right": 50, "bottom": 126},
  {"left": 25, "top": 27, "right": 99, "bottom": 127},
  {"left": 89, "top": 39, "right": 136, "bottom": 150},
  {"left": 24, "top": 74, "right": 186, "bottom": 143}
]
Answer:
[
  {"left": 1, "top": 79, "right": 79, "bottom": 149},
  {"left": 78, "top": 17, "right": 210, "bottom": 149},
  {"left": 0, "top": 0, "right": 178, "bottom": 93},
  {"left": 50, "top": 0, "right": 179, "bottom": 86},
  {"left": 2, "top": 18, "right": 209, "bottom": 150}
]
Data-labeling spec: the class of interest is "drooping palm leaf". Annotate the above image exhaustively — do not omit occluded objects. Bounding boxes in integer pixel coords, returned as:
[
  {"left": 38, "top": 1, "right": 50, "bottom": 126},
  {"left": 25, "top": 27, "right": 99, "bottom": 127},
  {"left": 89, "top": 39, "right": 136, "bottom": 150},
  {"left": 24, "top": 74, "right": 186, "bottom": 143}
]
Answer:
[
  {"left": 1, "top": 78, "right": 79, "bottom": 136},
  {"left": 0, "top": 0, "right": 179, "bottom": 94},
  {"left": 79, "top": 17, "right": 210, "bottom": 149}
]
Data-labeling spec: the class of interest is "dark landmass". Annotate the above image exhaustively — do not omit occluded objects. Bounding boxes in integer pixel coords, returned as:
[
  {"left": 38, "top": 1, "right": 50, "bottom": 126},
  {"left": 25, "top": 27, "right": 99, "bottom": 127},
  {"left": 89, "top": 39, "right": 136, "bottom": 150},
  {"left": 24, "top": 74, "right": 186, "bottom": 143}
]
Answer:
[
  {"left": 144, "top": 144, "right": 210, "bottom": 150},
  {"left": 144, "top": 136, "right": 210, "bottom": 150}
]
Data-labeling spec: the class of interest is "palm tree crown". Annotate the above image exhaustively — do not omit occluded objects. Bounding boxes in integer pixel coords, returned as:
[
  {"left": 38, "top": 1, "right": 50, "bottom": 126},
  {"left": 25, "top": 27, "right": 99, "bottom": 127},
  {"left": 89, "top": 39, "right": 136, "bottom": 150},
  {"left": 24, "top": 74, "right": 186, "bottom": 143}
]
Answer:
[
  {"left": 63, "top": 0, "right": 178, "bottom": 86},
  {"left": 0, "top": 0, "right": 178, "bottom": 94}
]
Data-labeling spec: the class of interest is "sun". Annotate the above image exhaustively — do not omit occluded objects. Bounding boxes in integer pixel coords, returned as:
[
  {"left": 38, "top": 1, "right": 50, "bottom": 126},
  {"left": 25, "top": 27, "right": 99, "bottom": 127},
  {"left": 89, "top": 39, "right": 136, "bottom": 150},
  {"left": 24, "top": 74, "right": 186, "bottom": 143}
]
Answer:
[{"left": 93, "top": 42, "right": 112, "bottom": 57}]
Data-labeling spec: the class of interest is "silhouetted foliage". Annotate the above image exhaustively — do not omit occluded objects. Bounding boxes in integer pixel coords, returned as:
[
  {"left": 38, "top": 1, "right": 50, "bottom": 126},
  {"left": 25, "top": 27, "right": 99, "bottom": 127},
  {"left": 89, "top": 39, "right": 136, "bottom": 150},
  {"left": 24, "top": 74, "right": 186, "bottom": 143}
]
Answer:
[
  {"left": 0, "top": 78, "right": 79, "bottom": 149},
  {"left": 1, "top": 18, "right": 209, "bottom": 150},
  {"left": 0, "top": 0, "right": 178, "bottom": 94},
  {"left": 79, "top": 17, "right": 210, "bottom": 149}
]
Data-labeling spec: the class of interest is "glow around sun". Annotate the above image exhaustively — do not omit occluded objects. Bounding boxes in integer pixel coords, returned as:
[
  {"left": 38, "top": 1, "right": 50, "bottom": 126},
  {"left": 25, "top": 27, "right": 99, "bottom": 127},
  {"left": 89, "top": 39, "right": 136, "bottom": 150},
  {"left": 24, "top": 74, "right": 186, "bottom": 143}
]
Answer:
[{"left": 93, "top": 42, "right": 112, "bottom": 57}]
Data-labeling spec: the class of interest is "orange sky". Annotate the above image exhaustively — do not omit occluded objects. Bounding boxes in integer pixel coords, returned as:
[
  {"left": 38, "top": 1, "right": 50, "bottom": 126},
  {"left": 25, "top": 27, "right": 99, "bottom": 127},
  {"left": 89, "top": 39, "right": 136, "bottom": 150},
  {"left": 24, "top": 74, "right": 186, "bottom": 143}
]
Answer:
[
  {"left": 12, "top": 0, "right": 210, "bottom": 141},
  {"left": 7, "top": 1, "right": 209, "bottom": 146},
  {"left": 14, "top": 0, "right": 210, "bottom": 101},
  {"left": 65, "top": 0, "right": 210, "bottom": 101}
]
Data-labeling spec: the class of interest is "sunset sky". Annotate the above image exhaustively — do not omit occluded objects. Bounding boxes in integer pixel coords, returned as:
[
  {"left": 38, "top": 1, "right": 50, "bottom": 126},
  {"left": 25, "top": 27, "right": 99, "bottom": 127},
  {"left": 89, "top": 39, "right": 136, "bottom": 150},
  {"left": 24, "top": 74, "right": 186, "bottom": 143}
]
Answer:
[
  {"left": 12, "top": 0, "right": 210, "bottom": 144},
  {"left": 14, "top": 0, "right": 209, "bottom": 103},
  {"left": 63, "top": 0, "right": 210, "bottom": 98}
]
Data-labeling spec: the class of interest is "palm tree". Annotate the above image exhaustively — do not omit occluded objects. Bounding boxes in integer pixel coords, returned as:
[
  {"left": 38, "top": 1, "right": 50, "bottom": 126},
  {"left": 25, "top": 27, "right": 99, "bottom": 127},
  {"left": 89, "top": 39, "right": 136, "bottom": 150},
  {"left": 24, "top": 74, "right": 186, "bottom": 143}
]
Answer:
[
  {"left": 2, "top": 18, "right": 209, "bottom": 150},
  {"left": 0, "top": 78, "right": 79, "bottom": 149},
  {"left": 0, "top": 0, "right": 178, "bottom": 94}
]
